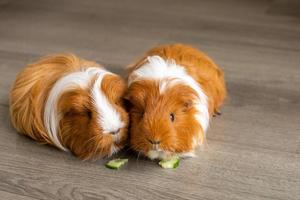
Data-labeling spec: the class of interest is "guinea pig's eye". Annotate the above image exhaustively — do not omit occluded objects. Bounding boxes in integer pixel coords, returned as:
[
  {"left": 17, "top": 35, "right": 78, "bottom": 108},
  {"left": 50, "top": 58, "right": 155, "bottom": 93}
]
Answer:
[
  {"left": 132, "top": 107, "right": 144, "bottom": 117},
  {"left": 170, "top": 113, "right": 175, "bottom": 122},
  {"left": 64, "top": 109, "right": 92, "bottom": 119},
  {"left": 86, "top": 110, "right": 92, "bottom": 119}
]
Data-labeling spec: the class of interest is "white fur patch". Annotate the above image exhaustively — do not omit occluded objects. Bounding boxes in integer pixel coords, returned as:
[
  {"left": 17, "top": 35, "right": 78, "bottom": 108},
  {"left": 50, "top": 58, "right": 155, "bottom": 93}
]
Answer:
[
  {"left": 192, "top": 136, "right": 198, "bottom": 148},
  {"left": 91, "top": 73, "right": 125, "bottom": 134},
  {"left": 178, "top": 152, "right": 197, "bottom": 158},
  {"left": 147, "top": 150, "right": 196, "bottom": 160},
  {"left": 128, "top": 55, "right": 210, "bottom": 135},
  {"left": 44, "top": 67, "right": 123, "bottom": 151}
]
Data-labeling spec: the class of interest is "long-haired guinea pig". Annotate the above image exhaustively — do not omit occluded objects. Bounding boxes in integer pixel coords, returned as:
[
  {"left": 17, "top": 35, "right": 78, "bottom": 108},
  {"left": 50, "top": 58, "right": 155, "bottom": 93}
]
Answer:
[
  {"left": 10, "top": 54, "right": 129, "bottom": 160},
  {"left": 126, "top": 44, "right": 226, "bottom": 160}
]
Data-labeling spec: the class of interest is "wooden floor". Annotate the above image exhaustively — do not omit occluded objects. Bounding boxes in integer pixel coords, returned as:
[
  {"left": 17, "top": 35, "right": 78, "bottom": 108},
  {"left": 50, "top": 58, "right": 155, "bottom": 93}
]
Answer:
[{"left": 0, "top": 0, "right": 300, "bottom": 199}]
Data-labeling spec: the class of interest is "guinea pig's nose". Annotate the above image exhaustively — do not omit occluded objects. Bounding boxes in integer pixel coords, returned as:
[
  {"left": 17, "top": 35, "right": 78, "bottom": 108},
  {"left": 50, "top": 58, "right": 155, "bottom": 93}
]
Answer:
[
  {"left": 109, "top": 129, "right": 120, "bottom": 135},
  {"left": 147, "top": 139, "right": 161, "bottom": 145}
]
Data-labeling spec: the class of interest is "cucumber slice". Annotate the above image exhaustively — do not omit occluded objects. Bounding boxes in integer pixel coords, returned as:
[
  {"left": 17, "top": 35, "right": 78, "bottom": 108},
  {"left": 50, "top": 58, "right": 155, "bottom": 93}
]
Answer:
[
  {"left": 158, "top": 157, "right": 180, "bottom": 169},
  {"left": 105, "top": 158, "right": 128, "bottom": 170}
]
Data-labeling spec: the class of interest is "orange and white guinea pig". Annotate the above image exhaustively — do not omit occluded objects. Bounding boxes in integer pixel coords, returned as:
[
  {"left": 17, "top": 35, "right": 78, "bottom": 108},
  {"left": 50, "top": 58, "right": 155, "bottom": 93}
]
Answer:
[
  {"left": 10, "top": 54, "right": 128, "bottom": 160},
  {"left": 126, "top": 44, "right": 226, "bottom": 160}
]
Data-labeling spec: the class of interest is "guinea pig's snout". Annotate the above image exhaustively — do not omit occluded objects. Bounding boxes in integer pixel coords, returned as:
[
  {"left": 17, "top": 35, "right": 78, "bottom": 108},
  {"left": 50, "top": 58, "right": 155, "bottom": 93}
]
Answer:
[
  {"left": 147, "top": 139, "right": 161, "bottom": 150},
  {"left": 147, "top": 139, "right": 161, "bottom": 145}
]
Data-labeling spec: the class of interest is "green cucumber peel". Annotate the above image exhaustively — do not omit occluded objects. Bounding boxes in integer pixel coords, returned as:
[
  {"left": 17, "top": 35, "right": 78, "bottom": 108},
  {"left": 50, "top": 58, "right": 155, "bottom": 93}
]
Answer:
[
  {"left": 105, "top": 158, "right": 128, "bottom": 170},
  {"left": 158, "top": 156, "right": 180, "bottom": 169}
]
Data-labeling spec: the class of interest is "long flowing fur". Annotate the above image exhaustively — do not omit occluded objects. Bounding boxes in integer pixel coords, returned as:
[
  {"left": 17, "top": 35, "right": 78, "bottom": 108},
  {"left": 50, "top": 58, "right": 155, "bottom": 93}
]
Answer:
[
  {"left": 10, "top": 54, "right": 95, "bottom": 144},
  {"left": 126, "top": 44, "right": 227, "bottom": 159},
  {"left": 9, "top": 54, "right": 128, "bottom": 159}
]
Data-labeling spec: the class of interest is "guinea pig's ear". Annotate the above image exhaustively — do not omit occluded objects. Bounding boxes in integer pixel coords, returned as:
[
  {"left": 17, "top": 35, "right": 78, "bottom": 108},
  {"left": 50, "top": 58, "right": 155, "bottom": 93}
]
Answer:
[
  {"left": 123, "top": 92, "right": 130, "bottom": 101},
  {"left": 183, "top": 100, "right": 194, "bottom": 111},
  {"left": 122, "top": 92, "right": 133, "bottom": 111},
  {"left": 58, "top": 89, "right": 91, "bottom": 118}
]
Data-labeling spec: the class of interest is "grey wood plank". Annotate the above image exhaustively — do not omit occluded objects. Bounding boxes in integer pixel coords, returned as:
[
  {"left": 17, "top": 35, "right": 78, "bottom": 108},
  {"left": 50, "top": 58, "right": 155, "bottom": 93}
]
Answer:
[
  {"left": 0, "top": 128, "right": 299, "bottom": 200},
  {"left": 0, "top": 0, "right": 300, "bottom": 199},
  {"left": 0, "top": 190, "right": 38, "bottom": 200},
  {"left": 0, "top": 0, "right": 299, "bottom": 65}
]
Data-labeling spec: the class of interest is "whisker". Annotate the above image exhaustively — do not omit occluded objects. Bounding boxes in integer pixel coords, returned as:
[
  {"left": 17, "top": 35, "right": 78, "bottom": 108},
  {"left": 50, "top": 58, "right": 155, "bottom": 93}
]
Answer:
[
  {"left": 136, "top": 151, "right": 141, "bottom": 162},
  {"left": 83, "top": 134, "right": 101, "bottom": 147},
  {"left": 92, "top": 138, "right": 102, "bottom": 159}
]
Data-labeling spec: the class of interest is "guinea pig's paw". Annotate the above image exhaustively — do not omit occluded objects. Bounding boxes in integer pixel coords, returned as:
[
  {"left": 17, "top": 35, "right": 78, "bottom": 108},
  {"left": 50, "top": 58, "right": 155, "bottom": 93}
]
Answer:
[
  {"left": 147, "top": 150, "right": 160, "bottom": 160},
  {"left": 213, "top": 109, "right": 222, "bottom": 117},
  {"left": 147, "top": 150, "right": 175, "bottom": 160},
  {"left": 159, "top": 151, "right": 176, "bottom": 160},
  {"left": 178, "top": 151, "right": 197, "bottom": 158}
]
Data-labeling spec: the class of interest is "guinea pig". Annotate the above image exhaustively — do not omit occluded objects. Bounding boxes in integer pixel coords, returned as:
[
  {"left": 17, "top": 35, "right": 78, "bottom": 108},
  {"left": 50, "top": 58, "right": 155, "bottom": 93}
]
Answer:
[
  {"left": 126, "top": 44, "right": 226, "bottom": 160},
  {"left": 10, "top": 54, "right": 129, "bottom": 160}
]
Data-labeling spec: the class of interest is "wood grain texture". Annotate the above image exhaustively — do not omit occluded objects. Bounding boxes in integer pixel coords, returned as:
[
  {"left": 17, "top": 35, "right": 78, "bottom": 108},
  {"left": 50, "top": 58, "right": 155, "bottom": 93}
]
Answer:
[{"left": 0, "top": 0, "right": 299, "bottom": 199}]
